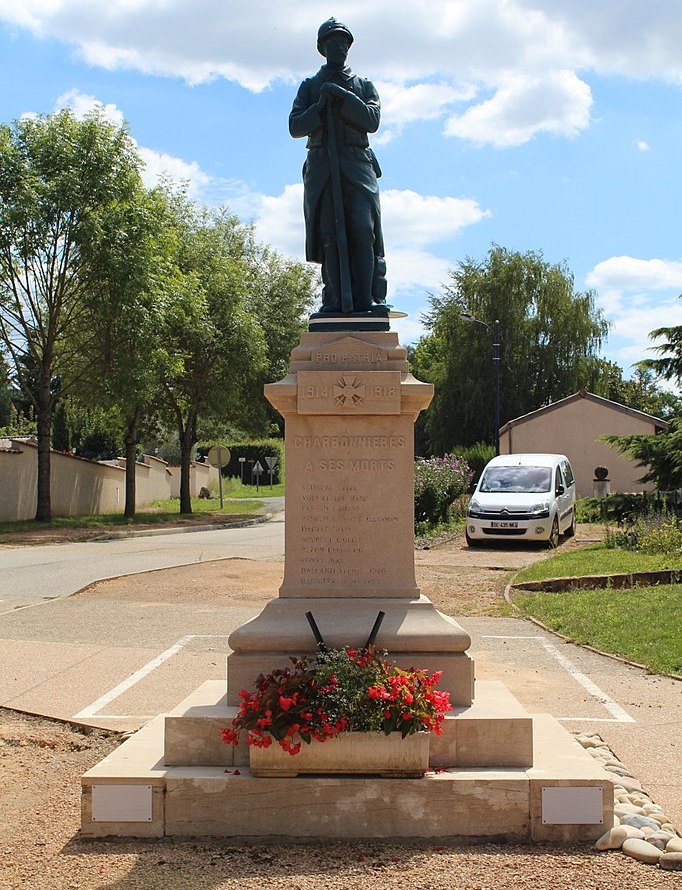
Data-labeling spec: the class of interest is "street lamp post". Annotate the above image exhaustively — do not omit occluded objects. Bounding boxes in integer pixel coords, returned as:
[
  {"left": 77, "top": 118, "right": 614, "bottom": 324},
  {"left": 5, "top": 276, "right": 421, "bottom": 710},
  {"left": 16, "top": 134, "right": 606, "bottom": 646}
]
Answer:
[{"left": 459, "top": 312, "right": 501, "bottom": 455}]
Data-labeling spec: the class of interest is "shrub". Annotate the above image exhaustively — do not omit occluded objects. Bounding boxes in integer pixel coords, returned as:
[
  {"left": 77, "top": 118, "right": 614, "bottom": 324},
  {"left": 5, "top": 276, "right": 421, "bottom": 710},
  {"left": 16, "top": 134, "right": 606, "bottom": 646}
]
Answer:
[
  {"left": 603, "top": 514, "right": 682, "bottom": 557},
  {"left": 197, "top": 439, "right": 284, "bottom": 485},
  {"left": 578, "top": 491, "right": 682, "bottom": 524},
  {"left": 75, "top": 430, "right": 120, "bottom": 461},
  {"left": 414, "top": 453, "right": 473, "bottom": 528},
  {"left": 454, "top": 442, "right": 496, "bottom": 490}
]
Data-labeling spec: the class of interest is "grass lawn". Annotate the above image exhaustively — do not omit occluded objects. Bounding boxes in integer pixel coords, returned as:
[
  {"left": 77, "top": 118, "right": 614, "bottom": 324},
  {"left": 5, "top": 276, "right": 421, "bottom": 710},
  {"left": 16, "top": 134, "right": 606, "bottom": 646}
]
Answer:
[
  {"left": 220, "top": 480, "right": 285, "bottom": 498},
  {"left": 0, "top": 497, "right": 263, "bottom": 538},
  {"left": 148, "top": 497, "right": 262, "bottom": 514},
  {"left": 514, "top": 543, "right": 679, "bottom": 584},
  {"left": 515, "top": 585, "right": 682, "bottom": 675}
]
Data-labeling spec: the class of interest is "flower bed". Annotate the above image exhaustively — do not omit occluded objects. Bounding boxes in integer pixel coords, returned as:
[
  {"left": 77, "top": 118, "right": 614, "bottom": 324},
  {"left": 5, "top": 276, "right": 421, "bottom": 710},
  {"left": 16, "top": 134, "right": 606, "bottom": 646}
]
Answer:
[{"left": 221, "top": 647, "right": 450, "bottom": 767}]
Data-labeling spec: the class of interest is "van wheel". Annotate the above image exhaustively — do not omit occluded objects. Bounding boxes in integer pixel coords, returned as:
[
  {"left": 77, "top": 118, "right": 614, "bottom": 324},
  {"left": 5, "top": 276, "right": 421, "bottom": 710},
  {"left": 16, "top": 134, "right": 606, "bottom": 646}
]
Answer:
[
  {"left": 466, "top": 531, "right": 482, "bottom": 548},
  {"left": 547, "top": 517, "right": 560, "bottom": 549},
  {"left": 564, "top": 512, "right": 576, "bottom": 538}
]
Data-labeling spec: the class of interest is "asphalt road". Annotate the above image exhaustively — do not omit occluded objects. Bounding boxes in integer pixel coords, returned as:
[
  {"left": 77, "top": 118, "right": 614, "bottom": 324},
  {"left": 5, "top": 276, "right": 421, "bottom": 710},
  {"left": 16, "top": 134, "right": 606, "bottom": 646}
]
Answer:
[{"left": 0, "top": 515, "right": 285, "bottom": 611}]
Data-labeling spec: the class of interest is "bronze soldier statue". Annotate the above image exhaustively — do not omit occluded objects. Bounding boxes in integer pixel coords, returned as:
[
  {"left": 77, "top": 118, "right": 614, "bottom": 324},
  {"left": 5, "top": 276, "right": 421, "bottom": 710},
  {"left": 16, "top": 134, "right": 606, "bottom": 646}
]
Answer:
[{"left": 289, "top": 18, "right": 387, "bottom": 315}]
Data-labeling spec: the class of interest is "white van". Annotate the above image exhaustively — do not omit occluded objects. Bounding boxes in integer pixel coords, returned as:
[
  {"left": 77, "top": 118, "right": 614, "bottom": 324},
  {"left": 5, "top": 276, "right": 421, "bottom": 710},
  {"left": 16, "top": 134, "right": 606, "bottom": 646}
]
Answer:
[{"left": 466, "top": 453, "right": 577, "bottom": 547}]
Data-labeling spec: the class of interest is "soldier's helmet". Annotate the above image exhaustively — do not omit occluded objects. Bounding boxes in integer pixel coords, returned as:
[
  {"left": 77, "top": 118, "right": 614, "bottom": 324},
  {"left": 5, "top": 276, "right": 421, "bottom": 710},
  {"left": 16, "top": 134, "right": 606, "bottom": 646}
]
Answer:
[{"left": 317, "top": 17, "right": 354, "bottom": 55}]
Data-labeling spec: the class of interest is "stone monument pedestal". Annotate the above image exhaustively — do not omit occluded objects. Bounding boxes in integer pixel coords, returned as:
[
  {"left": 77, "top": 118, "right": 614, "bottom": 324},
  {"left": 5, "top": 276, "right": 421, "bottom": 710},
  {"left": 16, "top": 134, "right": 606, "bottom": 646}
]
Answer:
[
  {"left": 227, "top": 330, "right": 474, "bottom": 706},
  {"left": 80, "top": 328, "right": 613, "bottom": 841}
]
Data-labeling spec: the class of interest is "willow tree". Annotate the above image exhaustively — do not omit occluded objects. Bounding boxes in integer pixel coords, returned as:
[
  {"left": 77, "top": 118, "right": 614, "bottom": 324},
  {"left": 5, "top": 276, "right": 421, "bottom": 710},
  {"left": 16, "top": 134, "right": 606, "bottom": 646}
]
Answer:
[
  {"left": 0, "top": 109, "right": 142, "bottom": 520},
  {"left": 413, "top": 245, "right": 609, "bottom": 453}
]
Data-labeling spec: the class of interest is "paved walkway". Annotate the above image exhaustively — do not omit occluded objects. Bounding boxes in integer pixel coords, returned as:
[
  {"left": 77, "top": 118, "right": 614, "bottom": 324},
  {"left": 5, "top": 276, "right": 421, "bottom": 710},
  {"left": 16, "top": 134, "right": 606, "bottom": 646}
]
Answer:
[{"left": 0, "top": 524, "right": 679, "bottom": 828}]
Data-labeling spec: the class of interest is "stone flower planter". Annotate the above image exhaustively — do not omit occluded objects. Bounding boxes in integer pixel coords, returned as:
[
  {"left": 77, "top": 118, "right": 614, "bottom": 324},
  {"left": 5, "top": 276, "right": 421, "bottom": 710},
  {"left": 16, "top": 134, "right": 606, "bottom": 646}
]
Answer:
[{"left": 249, "top": 731, "right": 430, "bottom": 778}]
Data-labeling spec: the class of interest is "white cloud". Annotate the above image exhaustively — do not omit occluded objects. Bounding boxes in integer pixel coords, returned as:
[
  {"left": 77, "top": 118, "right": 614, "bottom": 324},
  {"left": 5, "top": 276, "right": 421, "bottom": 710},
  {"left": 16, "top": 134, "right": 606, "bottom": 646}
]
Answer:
[
  {"left": 1, "top": 1, "right": 681, "bottom": 148},
  {"left": 136, "top": 147, "right": 210, "bottom": 194},
  {"left": 381, "top": 190, "right": 490, "bottom": 247},
  {"left": 54, "top": 88, "right": 125, "bottom": 126},
  {"left": 636, "top": 140, "right": 651, "bottom": 152},
  {"left": 587, "top": 256, "right": 682, "bottom": 292},
  {"left": 374, "top": 80, "right": 477, "bottom": 144},
  {"left": 250, "top": 184, "right": 486, "bottom": 302},
  {"left": 252, "top": 183, "right": 305, "bottom": 258},
  {"left": 444, "top": 70, "right": 592, "bottom": 147},
  {"left": 586, "top": 254, "right": 682, "bottom": 382},
  {"left": 52, "top": 89, "right": 211, "bottom": 195}
]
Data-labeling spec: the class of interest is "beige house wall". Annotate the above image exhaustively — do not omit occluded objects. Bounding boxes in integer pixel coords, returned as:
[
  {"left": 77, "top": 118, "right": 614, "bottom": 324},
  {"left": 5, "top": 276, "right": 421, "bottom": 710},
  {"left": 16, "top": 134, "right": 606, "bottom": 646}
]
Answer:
[
  {"left": 0, "top": 442, "right": 172, "bottom": 521},
  {"left": 500, "top": 398, "right": 663, "bottom": 498}
]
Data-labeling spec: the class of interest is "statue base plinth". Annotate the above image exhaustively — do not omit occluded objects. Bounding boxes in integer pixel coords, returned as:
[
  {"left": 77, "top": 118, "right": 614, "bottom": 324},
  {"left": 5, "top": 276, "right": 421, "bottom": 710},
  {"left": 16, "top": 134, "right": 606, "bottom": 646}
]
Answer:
[{"left": 309, "top": 306, "right": 391, "bottom": 331}]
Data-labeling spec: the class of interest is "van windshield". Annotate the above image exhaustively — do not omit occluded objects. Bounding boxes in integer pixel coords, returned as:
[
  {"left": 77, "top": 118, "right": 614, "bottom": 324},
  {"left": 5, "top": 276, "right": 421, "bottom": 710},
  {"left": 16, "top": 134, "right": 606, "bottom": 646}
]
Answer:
[{"left": 479, "top": 466, "right": 552, "bottom": 494}]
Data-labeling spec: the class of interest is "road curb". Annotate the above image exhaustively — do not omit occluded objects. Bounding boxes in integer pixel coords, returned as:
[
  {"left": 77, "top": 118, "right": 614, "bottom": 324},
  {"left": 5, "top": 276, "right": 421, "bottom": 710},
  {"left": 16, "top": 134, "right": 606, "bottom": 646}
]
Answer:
[{"left": 88, "top": 512, "right": 272, "bottom": 542}]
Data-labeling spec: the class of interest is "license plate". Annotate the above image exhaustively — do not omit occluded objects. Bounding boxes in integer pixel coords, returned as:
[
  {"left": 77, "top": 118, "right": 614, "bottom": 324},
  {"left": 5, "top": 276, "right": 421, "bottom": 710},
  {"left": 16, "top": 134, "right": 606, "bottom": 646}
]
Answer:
[{"left": 490, "top": 521, "right": 518, "bottom": 528}]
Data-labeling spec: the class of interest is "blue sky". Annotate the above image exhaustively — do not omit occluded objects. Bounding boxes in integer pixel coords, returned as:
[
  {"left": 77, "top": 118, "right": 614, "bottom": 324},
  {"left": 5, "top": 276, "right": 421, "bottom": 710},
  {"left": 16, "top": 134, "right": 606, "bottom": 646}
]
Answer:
[{"left": 1, "top": 1, "right": 681, "bottom": 387}]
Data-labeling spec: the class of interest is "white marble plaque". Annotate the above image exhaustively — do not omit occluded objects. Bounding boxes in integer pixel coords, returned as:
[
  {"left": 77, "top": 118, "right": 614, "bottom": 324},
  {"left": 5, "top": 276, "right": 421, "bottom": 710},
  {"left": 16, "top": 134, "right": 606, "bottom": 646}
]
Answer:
[
  {"left": 541, "top": 785, "right": 604, "bottom": 824},
  {"left": 91, "top": 784, "right": 153, "bottom": 822}
]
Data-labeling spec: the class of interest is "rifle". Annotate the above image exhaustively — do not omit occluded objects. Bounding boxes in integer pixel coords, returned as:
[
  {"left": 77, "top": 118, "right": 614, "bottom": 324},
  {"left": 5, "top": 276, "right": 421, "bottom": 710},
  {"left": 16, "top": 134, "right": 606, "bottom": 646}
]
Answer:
[{"left": 326, "top": 101, "right": 353, "bottom": 313}]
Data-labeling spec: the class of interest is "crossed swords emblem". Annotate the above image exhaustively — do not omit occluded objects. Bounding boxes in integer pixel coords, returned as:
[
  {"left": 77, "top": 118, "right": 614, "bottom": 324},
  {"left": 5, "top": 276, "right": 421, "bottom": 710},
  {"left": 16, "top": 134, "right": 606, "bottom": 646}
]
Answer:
[{"left": 334, "top": 375, "right": 365, "bottom": 407}]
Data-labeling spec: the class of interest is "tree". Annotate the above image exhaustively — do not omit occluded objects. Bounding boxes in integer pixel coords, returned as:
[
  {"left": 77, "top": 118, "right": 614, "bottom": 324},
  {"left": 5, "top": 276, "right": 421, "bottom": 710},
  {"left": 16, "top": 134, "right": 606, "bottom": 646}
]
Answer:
[
  {"left": 636, "top": 295, "right": 682, "bottom": 384},
  {"left": 413, "top": 245, "right": 609, "bottom": 453},
  {"left": 157, "top": 191, "right": 315, "bottom": 513},
  {"left": 76, "top": 185, "right": 172, "bottom": 516},
  {"left": 603, "top": 301, "right": 682, "bottom": 489},
  {"left": 158, "top": 195, "right": 267, "bottom": 514},
  {"left": 584, "top": 360, "right": 680, "bottom": 419},
  {"left": 0, "top": 109, "right": 142, "bottom": 520}
]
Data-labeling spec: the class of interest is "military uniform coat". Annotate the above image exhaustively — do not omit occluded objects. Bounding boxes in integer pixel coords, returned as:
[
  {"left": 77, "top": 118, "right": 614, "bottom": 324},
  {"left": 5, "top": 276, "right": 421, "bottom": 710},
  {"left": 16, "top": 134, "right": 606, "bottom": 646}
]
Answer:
[{"left": 289, "top": 64, "right": 385, "bottom": 265}]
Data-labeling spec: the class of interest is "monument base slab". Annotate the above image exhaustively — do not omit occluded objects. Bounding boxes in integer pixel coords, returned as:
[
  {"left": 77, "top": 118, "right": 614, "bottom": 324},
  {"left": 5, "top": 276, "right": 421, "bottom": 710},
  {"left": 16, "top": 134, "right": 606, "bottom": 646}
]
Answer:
[{"left": 81, "top": 680, "right": 612, "bottom": 843}]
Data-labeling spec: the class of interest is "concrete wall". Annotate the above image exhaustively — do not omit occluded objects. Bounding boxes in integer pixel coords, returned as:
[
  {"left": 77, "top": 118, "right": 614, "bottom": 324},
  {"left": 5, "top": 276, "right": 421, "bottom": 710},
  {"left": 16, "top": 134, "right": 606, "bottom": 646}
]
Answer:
[
  {"left": 500, "top": 397, "right": 664, "bottom": 498},
  {"left": 167, "top": 462, "right": 219, "bottom": 499},
  {"left": 143, "top": 454, "right": 173, "bottom": 502},
  {"left": 0, "top": 441, "right": 173, "bottom": 521}
]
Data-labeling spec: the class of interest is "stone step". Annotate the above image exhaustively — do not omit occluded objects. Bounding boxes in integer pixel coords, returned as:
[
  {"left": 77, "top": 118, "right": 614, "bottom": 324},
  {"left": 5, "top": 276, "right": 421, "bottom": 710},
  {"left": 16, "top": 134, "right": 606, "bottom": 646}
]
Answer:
[
  {"left": 163, "top": 679, "right": 534, "bottom": 769},
  {"left": 81, "top": 708, "right": 612, "bottom": 842}
]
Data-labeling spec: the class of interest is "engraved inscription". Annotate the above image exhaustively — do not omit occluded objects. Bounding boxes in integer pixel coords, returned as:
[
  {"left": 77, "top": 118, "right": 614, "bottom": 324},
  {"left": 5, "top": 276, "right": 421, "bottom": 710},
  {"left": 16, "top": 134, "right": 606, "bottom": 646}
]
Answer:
[
  {"left": 310, "top": 337, "right": 388, "bottom": 368},
  {"left": 292, "top": 427, "right": 406, "bottom": 588}
]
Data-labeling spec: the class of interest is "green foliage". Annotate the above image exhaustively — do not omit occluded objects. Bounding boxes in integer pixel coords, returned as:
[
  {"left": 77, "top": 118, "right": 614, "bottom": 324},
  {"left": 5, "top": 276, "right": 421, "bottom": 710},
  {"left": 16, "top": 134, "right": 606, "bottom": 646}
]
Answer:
[
  {"left": 454, "top": 442, "right": 496, "bottom": 489},
  {"left": 637, "top": 298, "right": 682, "bottom": 385},
  {"left": 50, "top": 401, "right": 70, "bottom": 451},
  {"left": 217, "top": 439, "right": 285, "bottom": 485},
  {"left": 0, "top": 108, "right": 143, "bottom": 520},
  {"left": 601, "top": 415, "right": 682, "bottom": 490},
  {"left": 413, "top": 245, "right": 608, "bottom": 452},
  {"left": 604, "top": 515, "right": 682, "bottom": 558},
  {"left": 577, "top": 491, "right": 682, "bottom": 524},
  {"left": 586, "top": 362, "right": 679, "bottom": 419},
  {"left": 601, "top": 302, "right": 682, "bottom": 491},
  {"left": 414, "top": 453, "right": 473, "bottom": 528},
  {"left": 515, "top": 586, "right": 682, "bottom": 675},
  {"left": 76, "top": 429, "right": 120, "bottom": 462}
]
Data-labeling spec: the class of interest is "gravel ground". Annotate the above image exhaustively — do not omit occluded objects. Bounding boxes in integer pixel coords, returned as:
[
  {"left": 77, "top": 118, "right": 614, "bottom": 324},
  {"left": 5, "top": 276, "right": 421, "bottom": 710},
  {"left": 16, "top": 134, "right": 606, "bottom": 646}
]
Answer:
[{"left": 1, "top": 708, "right": 679, "bottom": 890}]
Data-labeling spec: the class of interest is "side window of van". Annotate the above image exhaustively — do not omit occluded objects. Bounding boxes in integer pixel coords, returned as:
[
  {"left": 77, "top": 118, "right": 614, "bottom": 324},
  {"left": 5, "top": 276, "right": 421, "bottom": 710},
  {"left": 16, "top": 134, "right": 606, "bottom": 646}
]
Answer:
[
  {"left": 561, "top": 460, "right": 575, "bottom": 487},
  {"left": 555, "top": 467, "right": 563, "bottom": 493}
]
